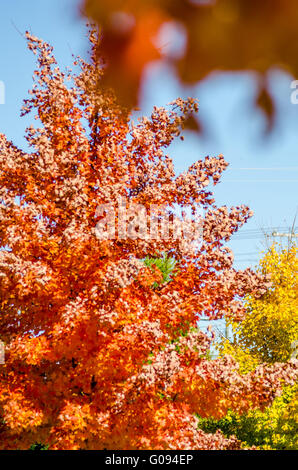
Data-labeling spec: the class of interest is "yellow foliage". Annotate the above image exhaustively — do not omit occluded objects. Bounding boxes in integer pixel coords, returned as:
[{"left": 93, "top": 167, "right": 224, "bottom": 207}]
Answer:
[
  {"left": 243, "top": 383, "right": 298, "bottom": 450},
  {"left": 219, "top": 340, "right": 259, "bottom": 374}
]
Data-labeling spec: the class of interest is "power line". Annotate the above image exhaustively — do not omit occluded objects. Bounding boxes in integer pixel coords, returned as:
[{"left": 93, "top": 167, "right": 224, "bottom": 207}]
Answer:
[
  {"left": 225, "top": 179, "right": 298, "bottom": 183},
  {"left": 228, "top": 167, "right": 298, "bottom": 171},
  {"left": 234, "top": 226, "right": 293, "bottom": 234},
  {"left": 234, "top": 252, "right": 260, "bottom": 256},
  {"left": 232, "top": 227, "right": 297, "bottom": 240},
  {"left": 234, "top": 259, "right": 259, "bottom": 263}
]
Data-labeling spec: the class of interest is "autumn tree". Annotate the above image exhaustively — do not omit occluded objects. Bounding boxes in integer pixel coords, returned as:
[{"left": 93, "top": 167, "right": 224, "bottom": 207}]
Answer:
[
  {"left": 82, "top": 0, "right": 298, "bottom": 130},
  {"left": 0, "top": 28, "right": 297, "bottom": 450},
  {"left": 220, "top": 243, "right": 298, "bottom": 366}
]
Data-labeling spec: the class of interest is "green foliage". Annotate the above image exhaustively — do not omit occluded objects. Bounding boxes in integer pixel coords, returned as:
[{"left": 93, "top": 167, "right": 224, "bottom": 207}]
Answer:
[
  {"left": 197, "top": 383, "right": 298, "bottom": 450},
  {"left": 143, "top": 253, "right": 177, "bottom": 289},
  {"left": 29, "top": 442, "right": 49, "bottom": 450}
]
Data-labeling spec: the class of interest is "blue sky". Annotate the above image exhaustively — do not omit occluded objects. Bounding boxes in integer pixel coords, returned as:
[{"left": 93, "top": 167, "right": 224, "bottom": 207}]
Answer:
[{"left": 0, "top": 0, "right": 297, "bottom": 273}]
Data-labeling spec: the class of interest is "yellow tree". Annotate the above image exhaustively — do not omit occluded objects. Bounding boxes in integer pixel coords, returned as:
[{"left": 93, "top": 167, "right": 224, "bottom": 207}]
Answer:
[
  {"left": 204, "top": 243, "right": 298, "bottom": 449},
  {"left": 225, "top": 243, "right": 298, "bottom": 365}
]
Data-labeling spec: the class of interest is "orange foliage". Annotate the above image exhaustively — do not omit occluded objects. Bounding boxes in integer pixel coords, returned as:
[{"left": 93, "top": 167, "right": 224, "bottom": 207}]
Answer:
[{"left": 83, "top": 0, "right": 298, "bottom": 130}]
